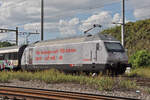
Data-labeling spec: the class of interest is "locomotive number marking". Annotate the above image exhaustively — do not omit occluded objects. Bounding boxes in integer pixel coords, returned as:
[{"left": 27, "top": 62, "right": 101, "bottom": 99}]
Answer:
[
  {"left": 36, "top": 48, "right": 76, "bottom": 55},
  {"left": 82, "top": 59, "right": 91, "bottom": 61},
  {"left": 35, "top": 48, "right": 77, "bottom": 61},
  {"left": 59, "top": 55, "right": 63, "bottom": 60}
]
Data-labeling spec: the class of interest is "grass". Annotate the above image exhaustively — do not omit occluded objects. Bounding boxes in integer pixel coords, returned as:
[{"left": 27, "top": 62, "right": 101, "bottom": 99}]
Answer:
[
  {"left": 0, "top": 71, "right": 13, "bottom": 83},
  {"left": 127, "top": 67, "right": 150, "bottom": 78},
  {"left": 148, "top": 88, "right": 150, "bottom": 94},
  {"left": 0, "top": 69, "right": 137, "bottom": 91},
  {"left": 119, "top": 79, "right": 137, "bottom": 90}
]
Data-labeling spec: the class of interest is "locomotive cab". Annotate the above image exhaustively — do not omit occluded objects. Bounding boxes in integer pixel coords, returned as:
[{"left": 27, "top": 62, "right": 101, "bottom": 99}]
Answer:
[{"left": 104, "top": 42, "right": 129, "bottom": 74}]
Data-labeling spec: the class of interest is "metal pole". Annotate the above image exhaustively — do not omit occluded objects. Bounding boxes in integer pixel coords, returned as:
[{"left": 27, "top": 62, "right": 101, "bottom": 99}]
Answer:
[
  {"left": 26, "top": 34, "right": 30, "bottom": 44},
  {"left": 121, "top": 0, "right": 125, "bottom": 47},
  {"left": 41, "top": 0, "right": 44, "bottom": 41},
  {"left": 16, "top": 27, "right": 18, "bottom": 45}
]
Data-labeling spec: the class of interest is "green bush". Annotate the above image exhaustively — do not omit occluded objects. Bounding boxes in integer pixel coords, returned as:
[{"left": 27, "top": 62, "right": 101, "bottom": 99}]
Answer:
[{"left": 129, "top": 50, "right": 150, "bottom": 68}]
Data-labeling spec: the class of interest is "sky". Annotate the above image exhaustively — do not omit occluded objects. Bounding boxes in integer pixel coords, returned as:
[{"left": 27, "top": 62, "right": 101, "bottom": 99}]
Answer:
[{"left": 0, "top": 0, "right": 150, "bottom": 45}]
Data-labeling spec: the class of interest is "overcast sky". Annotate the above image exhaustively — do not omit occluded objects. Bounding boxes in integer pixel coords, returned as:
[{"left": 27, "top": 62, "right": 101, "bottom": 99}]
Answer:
[{"left": 0, "top": 0, "right": 150, "bottom": 45}]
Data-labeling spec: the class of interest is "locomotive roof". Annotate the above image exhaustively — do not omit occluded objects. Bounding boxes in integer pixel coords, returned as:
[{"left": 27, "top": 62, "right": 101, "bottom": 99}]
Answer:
[
  {"left": 30, "top": 33, "right": 118, "bottom": 47},
  {"left": 0, "top": 46, "right": 19, "bottom": 54}
]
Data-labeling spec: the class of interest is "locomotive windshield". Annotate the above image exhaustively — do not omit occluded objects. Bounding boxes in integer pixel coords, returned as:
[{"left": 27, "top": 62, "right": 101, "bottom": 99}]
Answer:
[{"left": 104, "top": 42, "right": 125, "bottom": 52}]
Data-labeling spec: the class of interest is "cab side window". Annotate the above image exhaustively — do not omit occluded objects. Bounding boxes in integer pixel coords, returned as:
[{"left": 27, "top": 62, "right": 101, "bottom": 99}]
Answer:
[
  {"left": 10, "top": 52, "right": 18, "bottom": 60},
  {"left": 4, "top": 54, "right": 9, "bottom": 60},
  {"left": 3, "top": 52, "right": 18, "bottom": 60},
  {"left": 0, "top": 54, "right": 4, "bottom": 60}
]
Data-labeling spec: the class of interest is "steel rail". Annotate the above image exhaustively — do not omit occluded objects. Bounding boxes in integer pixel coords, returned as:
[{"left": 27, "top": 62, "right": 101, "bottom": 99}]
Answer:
[
  {"left": 0, "top": 85, "right": 138, "bottom": 100},
  {"left": 136, "top": 80, "right": 150, "bottom": 87}
]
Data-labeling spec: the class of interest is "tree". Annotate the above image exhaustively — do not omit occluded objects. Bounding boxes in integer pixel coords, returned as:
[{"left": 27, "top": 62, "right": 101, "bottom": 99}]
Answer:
[{"left": 0, "top": 41, "right": 15, "bottom": 48}]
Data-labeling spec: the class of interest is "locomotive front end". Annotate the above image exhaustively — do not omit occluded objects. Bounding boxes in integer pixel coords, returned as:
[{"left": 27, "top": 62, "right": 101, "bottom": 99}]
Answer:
[{"left": 104, "top": 42, "right": 130, "bottom": 74}]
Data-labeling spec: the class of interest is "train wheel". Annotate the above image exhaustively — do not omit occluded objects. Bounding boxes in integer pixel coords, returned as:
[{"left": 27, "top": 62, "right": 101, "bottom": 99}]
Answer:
[
  {"left": 118, "top": 67, "right": 126, "bottom": 75},
  {"left": 103, "top": 67, "right": 113, "bottom": 76},
  {"left": 114, "top": 66, "right": 126, "bottom": 75}
]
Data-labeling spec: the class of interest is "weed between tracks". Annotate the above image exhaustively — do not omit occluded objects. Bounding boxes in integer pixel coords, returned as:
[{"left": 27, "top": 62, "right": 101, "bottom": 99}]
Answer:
[
  {"left": 0, "top": 69, "right": 137, "bottom": 91},
  {"left": 148, "top": 88, "right": 150, "bottom": 94},
  {"left": 127, "top": 67, "right": 150, "bottom": 78}
]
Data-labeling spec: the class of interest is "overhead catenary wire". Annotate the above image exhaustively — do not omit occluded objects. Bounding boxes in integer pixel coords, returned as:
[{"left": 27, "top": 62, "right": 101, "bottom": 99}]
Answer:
[
  {"left": 2, "top": 0, "right": 122, "bottom": 19},
  {"left": 1, "top": 0, "right": 123, "bottom": 32},
  {"left": 1, "top": 0, "right": 149, "bottom": 21},
  {"left": 1, "top": 0, "right": 150, "bottom": 44}
]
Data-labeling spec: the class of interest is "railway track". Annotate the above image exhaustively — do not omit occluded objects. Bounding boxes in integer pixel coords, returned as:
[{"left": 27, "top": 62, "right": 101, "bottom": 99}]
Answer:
[
  {"left": 0, "top": 85, "right": 138, "bottom": 100},
  {"left": 132, "top": 77, "right": 150, "bottom": 87},
  {"left": 119, "top": 76, "right": 150, "bottom": 87}
]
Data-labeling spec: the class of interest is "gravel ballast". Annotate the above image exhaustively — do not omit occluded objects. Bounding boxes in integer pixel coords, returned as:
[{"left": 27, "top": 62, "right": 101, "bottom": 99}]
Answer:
[{"left": 0, "top": 80, "right": 149, "bottom": 100}]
